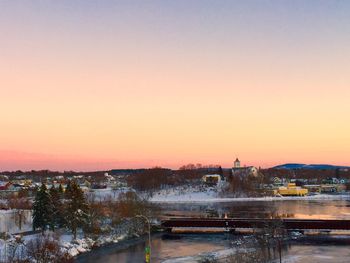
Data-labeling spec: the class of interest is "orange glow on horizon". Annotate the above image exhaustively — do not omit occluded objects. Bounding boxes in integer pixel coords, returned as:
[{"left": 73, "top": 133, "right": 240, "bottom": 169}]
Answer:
[{"left": 1, "top": 1, "right": 350, "bottom": 171}]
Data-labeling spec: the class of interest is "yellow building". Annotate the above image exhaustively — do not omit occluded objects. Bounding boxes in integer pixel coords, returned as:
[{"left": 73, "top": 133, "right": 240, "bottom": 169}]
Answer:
[{"left": 277, "top": 183, "right": 308, "bottom": 196}]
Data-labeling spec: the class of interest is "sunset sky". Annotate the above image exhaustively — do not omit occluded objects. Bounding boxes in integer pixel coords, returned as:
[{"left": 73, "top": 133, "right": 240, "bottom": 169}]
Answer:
[{"left": 1, "top": 0, "right": 350, "bottom": 171}]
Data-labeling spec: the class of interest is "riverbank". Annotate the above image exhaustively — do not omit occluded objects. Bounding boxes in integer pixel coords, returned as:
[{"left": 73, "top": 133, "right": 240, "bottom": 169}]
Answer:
[
  {"left": 74, "top": 232, "right": 235, "bottom": 263},
  {"left": 74, "top": 232, "right": 350, "bottom": 263},
  {"left": 0, "top": 219, "right": 151, "bottom": 261},
  {"left": 150, "top": 192, "right": 350, "bottom": 203},
  {"left": 70, "top": 199, "right": 350, "bottom": 262},
  {"left": 62, "top": 217, "right": 155, "bottom": 258},
  {"left": 75, "top": 233, "right": 152, "bottom": 262}
]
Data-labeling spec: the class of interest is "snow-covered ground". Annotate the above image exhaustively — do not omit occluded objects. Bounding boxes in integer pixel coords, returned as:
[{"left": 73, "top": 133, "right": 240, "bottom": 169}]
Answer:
[
  {"left": 150, "top": 186, "right": 350, "bottom": 203},
  {"left": 83, "top": 184, "right": 350, "bottom": 203},
  {"left": 53, "top": 218, "right": 143, "bottom": 258},
  {"left": 0, "top": 218, "right": 145, "bottom": 261},
  {"left": 0, "top": 230, "right": 129, "bottom": 261},
  {"left": 150, "top": 185, "right": 219, "bottom": 203},
  {"left": 87, "top": 187, "right": 134, "bottom": 201},
  {"left": 90, "top": 184, "right": 350, "bottom": 203},
  {"left": 59, "top": 232, "right": 127, "bottom": 257}
]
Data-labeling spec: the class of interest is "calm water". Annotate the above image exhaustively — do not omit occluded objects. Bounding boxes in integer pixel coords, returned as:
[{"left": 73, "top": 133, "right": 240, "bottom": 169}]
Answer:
[
  {"left": 77, "top": 199, "right": 350, "bottom": 263},
  {"left": 159, "top": 199, "right": 350, "bottom": 219},
  {"left": 77, "top": 233, "right": 233, "bottom": 263}
]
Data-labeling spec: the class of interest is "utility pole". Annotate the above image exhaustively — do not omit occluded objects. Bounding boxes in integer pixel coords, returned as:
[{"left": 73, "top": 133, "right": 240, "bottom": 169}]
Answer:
[{"left": 136, "top": 215, "right": 151, "bottom": 263}]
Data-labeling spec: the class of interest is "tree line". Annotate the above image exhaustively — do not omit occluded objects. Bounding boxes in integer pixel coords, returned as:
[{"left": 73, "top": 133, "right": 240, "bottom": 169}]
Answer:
[{"left": 126, "top": 166, "right": 224, "bottom": 193}]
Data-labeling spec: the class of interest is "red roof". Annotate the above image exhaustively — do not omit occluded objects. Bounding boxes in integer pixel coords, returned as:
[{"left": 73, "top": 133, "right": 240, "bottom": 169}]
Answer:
[{"left": 0, "top": 182, "right": 12, "bottom": 191}]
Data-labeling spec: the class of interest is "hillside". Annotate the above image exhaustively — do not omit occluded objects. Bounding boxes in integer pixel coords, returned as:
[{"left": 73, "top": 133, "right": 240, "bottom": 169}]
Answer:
[{"left": 273, "top": 163, "right": 350, "bottom": 170}]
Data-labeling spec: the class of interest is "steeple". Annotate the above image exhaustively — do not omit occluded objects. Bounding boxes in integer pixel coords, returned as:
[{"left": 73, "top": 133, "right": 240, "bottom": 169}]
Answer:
[{"left": 234, "top": 158, "right": 241, "bottom": 168}]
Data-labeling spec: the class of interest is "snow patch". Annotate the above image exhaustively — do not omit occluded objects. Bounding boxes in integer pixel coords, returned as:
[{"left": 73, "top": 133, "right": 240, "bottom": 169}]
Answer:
[{"left": 151, "top": 189, "right": 350, "bottom": 203}]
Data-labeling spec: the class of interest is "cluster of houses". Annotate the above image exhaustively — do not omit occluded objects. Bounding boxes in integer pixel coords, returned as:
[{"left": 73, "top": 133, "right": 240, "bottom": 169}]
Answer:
[
  {"left": 201, "top": 158, "right": 349, "bottom": 196},
  {"left": 0, "top": 178, "right": 35, "bottom": 198},
  {"left": 0, "top": 172, "right": 125, "bottom": 199},
  {"left": 271, "top": 177, "right": 348, "bottom": 194}
]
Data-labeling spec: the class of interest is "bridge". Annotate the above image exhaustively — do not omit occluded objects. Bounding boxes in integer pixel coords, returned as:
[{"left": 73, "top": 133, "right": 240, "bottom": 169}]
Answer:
[{"left": 161, "top": 218, "right": 350, "bottom": 231}]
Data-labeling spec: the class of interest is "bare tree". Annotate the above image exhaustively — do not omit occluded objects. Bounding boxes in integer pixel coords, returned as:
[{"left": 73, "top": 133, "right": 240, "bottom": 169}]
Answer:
[{"left": 25, "top": 234, "right": 73, "bottom": 263}]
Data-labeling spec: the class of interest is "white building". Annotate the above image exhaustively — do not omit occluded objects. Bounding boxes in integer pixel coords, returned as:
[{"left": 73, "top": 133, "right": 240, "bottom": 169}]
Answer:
[
  {"left": 232, "top": 158, "right": 259, "bottom": 177},
  {"left": 234, "top": 158, "right": 241, "bottom": 168}
]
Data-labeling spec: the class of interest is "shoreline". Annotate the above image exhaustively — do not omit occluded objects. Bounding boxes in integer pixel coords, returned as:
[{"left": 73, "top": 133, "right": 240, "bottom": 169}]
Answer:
[
  {"left": 74, "top": 231, "right": 350, "bottom": 263},
  {"left": 150, "top": 193, "right": 350, "bottom": 203},
  {"left": 74, "top": 233, "right": 159, "bottom": 262}
]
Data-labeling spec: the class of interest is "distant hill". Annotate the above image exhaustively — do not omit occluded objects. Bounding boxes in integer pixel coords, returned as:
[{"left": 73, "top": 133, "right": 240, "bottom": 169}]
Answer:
[{"left": 273, "top": 163, "right": 350, "bottom": 170}]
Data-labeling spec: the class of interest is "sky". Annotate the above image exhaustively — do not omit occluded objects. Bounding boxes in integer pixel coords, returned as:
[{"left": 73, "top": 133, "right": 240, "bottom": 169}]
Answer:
[{"left": 1, "top": 0, "right": 350, "bottom": 171}]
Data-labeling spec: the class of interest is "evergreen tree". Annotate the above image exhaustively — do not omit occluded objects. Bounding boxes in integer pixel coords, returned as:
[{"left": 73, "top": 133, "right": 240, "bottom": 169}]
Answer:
[
  {"left": 64, "top": 180, "right": 72, "bottom": 200},
  {"left": 32, "top": 184, "right": 54, "bottom": 232},
  {"left": 49, "top": 185, "right": 65, "bottom": 228},
  {"left": 218, "top": 166, "right": 224, "bottom": 180},
  {"left": 58, "top": 184, "right": 64, "bottom": 197},
  {"left": 65, "top": 181, "right": 89, "bottom": 239}
]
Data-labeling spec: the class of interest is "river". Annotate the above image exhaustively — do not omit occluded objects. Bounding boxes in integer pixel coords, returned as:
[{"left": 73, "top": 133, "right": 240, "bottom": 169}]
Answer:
[{"left": 77, "top": 198, "right": 350, "bottom": 262}]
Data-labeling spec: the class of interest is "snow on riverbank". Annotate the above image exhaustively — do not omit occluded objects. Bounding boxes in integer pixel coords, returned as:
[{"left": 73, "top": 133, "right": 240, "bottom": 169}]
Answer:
[
  {"left": 0, "top": 231, "right": 129, "bottom": 260},
  {"left": 60, "top": 233, "right": 127, "bottom": 257},
  {"left": 57, "top": 218, "right": 141, "bottom": 258},
  {"left": 150, "top": 186, "right": 350, "bottom": 203},
  {"left": 89, "top": 185, "right": 350, "bottom": 204},
  {"left": 150, "top": 185, "right": 219, "bottom": 203},
  {"left": 0, "top": 218, "right": 141, "bottom": 261},
  {"left": 161, "top": 248, "right": 236, "bottom": 263}
]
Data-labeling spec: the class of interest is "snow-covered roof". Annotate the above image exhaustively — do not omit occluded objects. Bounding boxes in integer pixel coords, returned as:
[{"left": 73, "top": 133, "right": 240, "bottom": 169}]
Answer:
[{"left": 203, "top": 174, "right": 221, "bottom": 177}]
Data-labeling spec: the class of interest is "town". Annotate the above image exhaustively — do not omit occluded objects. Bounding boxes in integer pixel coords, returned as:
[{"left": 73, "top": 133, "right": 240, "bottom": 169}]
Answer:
[
  {"left": 2, "top": 1, "right": 350, "bottom": 261},
  {"left": 1, "top": 159, "right": 350, "bottom": 262},
  {"left": 1, "top": 159, "right": 349, "bottom": 202}
]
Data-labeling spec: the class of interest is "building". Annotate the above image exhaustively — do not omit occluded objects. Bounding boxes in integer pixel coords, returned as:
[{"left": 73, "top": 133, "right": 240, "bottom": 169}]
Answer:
[
  {"left": 202, "top": 174, "right": 222, "bottom": 185},
  {"left": 276, "top": 183, "right": 308, "bottom": 196},
  {"left": 0, "top": 182, "right": 18, "bottom": 198},
  {"left": 232, "top": 158, "right": 259, "bottom": 177},
  {"left": 0, "top": 182, "right": 13, "bottom": 191},
  {"left": 234, "top": 158, "right": 241, "bottom": 168}
]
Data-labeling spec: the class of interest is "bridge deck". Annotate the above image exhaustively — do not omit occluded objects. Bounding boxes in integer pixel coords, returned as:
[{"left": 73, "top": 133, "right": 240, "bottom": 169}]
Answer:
[{"left": 161, "top": 218, "right": 350, "bottom": 230}]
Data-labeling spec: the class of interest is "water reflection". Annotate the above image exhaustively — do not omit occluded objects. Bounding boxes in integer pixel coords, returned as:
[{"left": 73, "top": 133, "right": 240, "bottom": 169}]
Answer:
[
  {"left": 77, "top": 233, "right": 232, "bottom": 263},
  {"left": 77, "top": 200, "right": 350, "bottom": 262},
  {"left": 159, "top": 200, "right": 350, "bottom": 220},
  {"left": 284, "top": 244, "right": 350, "bottom": 263},
  {"left": 77, "top": 232, "right": 350, "bottom": 263}
]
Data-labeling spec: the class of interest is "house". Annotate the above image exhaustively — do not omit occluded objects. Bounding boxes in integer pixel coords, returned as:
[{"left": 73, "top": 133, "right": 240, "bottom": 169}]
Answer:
[
  {"left": 104, "top": 173, "right": 116, "bottom": 184},
  {"left": 0, "top": 175, "right": 9, "bottom": 181},
  {"left": 0, "top": 182, "right": 19, "bottom": 198},
  {"left": 202, "top": 174, "right": 222, "bottom": 185},
  {"left": 272, "top": 177, "right": 283, "bottom": 186},
  {"left": 320, "top": 184, "right": 346, "bottom": 193},
  {"left": 322, "top": 177, "right": 339, "bottom": 184},
  {"left": 0, "top": 182, "right": 14, "bottom": 191},
  {"left": 339, "top": 179, "right": 348, "bottom": 184}
]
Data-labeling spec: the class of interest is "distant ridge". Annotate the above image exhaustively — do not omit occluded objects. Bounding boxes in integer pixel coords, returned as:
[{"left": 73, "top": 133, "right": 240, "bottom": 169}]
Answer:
[{"left": 273, "top": 163, "right": 350, "bottom": 170}]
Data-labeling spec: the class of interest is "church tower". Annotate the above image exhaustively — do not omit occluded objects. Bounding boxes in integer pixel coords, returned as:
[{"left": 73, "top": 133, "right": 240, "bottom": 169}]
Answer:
[{"left": 234, "top": 158, "right": 241, "bottom": 168}]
